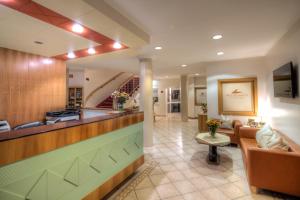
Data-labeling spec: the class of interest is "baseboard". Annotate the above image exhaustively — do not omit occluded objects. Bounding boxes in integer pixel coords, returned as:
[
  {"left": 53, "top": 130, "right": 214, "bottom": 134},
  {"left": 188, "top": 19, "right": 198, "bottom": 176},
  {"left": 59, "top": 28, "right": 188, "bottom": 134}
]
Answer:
[{"left": 82, "top": 155, "right": 144, "bottom": 200}]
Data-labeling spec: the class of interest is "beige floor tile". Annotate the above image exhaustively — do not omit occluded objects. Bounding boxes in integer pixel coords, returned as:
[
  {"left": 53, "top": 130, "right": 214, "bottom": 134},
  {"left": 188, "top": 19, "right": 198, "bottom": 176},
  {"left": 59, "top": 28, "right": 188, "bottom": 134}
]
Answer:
[
  {"left": 181, "top": 168, "right": 201, "bottom": 178},
  {"left": 155, "top": 183, "right": 181, "bottom": 199},
  {"left": 190, "top": 176, "right": 213, "bottom": 190},
  {"left": 166, "top": 170, "right": 187, "bottom": 182},
  {"left": 201, "top": 188, "right": 230, "bottom": 200},
  {"left": 183, "top": 191, "right": 207, "bottom": 200},
  {"left": 150, "top": 174, "right": 171, "bottom": 186},
  {"left": 173, "top": 180, "right": 197, "bottom": 194},
  {"left": 161, "top": 164, "right": 178, "bottom": 172},
  {"left": 164, "top": 196, "right": 185, "bottom": 200},
  {"left": 150, "top": 166, "right": 164, "bottom": 175},
  {"left": 123, "top": 191, "right": 138, "bottom": 200},
  {"left": 218, "top": 182, "right": 246, "bottom": 199},
  {"left": 135, "top": 177, "right": 154, "bottom": 190},
  {"left": 204, "top": 173, "right": 229, "bottom": 186},
  {"left": 174, "top": 161, "right": 190, "bottom": 170},
  {"left": 135, "top": 187, "right": 160, "bottom": 200}
]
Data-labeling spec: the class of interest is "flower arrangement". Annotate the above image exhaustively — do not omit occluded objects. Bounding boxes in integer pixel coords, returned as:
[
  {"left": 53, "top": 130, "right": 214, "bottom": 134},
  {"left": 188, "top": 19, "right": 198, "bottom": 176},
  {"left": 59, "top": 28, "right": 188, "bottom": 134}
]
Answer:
[
  {"left": 111, "top": 90, "right": 129, "bottom": 110},
  {"left": 206, "top": 119, "right": 221, "bottom": 137}
]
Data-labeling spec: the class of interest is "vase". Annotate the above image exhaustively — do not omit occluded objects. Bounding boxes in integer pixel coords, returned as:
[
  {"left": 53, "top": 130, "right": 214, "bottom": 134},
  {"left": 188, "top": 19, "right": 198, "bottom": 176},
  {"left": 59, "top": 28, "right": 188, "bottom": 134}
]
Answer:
[
  {"left": 117, "top": 103, "right": 124, "bottom": 111},
  {"left": 208, "top": 127, "right": 217, "bottom": 138}
]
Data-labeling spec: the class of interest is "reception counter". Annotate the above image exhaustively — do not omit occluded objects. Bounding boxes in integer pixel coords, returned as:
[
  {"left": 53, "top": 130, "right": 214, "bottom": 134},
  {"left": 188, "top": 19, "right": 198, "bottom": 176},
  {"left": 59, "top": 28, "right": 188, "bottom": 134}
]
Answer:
[{"left": 0, "top": 111, "right": 144, "bottom": 200}]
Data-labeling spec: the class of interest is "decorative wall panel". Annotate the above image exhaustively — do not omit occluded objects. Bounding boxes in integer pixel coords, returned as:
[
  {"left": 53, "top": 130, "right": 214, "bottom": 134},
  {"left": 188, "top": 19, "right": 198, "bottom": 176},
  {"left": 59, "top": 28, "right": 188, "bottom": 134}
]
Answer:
[{"left": 0, "top": 123, "right": 143, "bottom": 200}]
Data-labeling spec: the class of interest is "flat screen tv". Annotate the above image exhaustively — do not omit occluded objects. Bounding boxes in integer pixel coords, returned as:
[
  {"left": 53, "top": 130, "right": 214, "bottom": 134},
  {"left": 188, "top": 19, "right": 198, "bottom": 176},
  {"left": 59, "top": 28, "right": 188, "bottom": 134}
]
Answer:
[{"left": 273, "top": 62, "right": 296, "bottom": 98}]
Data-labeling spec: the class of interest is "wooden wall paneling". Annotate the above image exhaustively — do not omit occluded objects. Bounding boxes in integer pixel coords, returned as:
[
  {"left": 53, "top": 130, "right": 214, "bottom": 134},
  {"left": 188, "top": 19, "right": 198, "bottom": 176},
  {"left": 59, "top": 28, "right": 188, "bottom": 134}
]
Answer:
[{"left": 0, "top": 47, "right": 66, "bottom": 127}]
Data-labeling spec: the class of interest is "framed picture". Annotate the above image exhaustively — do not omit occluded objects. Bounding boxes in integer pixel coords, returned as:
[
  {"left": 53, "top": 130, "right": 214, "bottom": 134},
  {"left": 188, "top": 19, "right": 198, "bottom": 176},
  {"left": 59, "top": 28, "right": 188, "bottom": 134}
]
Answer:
[
  {"left": 218, "top": 78, "right": 258, "bottom": 116},
  {"left": 194, "top": 87, "right": 207, "bottom": 106}
]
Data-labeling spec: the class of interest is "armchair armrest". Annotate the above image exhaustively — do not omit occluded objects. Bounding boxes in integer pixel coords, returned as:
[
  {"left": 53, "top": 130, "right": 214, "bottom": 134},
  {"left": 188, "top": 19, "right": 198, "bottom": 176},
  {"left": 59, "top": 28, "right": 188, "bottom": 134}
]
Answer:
[
  {"left": 247, "top": 147, "right": 300, "bottom": 195},
  {"left": 239, "top": 127, "right": 259, "bottom": 139}
]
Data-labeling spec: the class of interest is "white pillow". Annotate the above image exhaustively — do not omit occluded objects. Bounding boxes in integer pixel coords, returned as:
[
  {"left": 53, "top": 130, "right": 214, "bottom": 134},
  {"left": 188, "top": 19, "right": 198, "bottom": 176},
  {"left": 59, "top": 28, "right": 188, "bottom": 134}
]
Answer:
[
  {"left": 256, "top": 124, "right": 274, "bottom": 148},
  {"left": 220, "top": 120, "right": 233, "bottom": 129},
  {"left": 266, "top": 131, "right": 290, "bottom": 151}
]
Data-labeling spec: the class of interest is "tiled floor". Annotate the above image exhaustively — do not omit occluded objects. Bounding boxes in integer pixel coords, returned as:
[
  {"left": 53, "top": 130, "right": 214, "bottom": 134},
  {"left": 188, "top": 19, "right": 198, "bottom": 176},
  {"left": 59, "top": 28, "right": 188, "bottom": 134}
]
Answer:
[{"left": 108, "top": 115, "right": 296, "bottom": 200}]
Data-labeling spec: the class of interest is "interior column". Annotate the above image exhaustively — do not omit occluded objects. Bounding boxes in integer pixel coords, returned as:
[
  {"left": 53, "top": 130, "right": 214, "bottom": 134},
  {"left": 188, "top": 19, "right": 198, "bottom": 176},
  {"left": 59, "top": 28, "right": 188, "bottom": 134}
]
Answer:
[
  {"left": 180, "top": 74, "right": 188, "bottom": 122},
  {"left": 139, "top": 58, "right": 154, "bottom": 147}
]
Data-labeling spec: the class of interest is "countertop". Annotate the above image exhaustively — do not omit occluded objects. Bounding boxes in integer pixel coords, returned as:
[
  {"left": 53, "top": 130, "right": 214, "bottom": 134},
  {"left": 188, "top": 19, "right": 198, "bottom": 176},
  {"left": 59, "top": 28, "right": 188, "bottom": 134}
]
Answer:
[{"left": 0, "top": 109, "right": 142, "bottom": 142}]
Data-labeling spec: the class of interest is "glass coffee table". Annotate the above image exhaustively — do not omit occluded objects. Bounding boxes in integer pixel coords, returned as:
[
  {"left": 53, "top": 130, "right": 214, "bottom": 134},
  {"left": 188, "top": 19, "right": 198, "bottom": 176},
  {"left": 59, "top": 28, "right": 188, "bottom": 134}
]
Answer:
[{"left": 195, "top": 132, "right": 230, "bottom": 165}]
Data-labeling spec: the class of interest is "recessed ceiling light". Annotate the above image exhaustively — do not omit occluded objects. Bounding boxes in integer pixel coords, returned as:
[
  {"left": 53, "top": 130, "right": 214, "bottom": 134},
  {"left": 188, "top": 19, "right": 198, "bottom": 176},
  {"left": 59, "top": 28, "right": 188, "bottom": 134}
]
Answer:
[
  {"left": 181, "top": 64, "right": 187, "bottom": 67},
  {"left": 71, "top": 23, "right": 84, "bottom": 33},
  {"left": 217, "top": 51, "right": 224, "bottom": 55},
  {"left": 87, "top": 47, "right": 96, "bottom": 55},
  {"left": 212, "top": 34, "right": 223, "bottom": 40},
  {"left": 67, "top": 52, "right": 76, "bottom": 59},
  {"left": 165, "top": 76, "right": 169, "bottom": 78},
  {"left": 195, "top": 73, "right": 200, "bottom": 76},
  {"left": 113, "top": 42, "right": 122, "bottom": 49},
  {"left": 155, "top": 46, "right": 162, "bottom": 50}
]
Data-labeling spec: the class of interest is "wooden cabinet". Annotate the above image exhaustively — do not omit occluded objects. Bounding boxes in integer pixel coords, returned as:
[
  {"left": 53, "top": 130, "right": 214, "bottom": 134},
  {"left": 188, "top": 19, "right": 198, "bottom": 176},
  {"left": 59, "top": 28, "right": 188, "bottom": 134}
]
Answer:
[
  {"left": 68, "top": 87, "right": 83, "bottom": 108},
  {"left": 198, "top": 114, "right": 208, "bottom": 132}
]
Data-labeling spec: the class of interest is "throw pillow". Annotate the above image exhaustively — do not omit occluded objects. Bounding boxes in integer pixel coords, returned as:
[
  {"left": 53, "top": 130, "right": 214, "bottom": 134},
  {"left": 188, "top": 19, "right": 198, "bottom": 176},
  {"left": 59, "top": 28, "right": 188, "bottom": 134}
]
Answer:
[
  {"left": 266, "top": 131, "right": 290, "bottom": 151},
  {"left": 256, "top": 124, "right": 273, "bottom": 148},
  {"left": 220, "top": 120, "right": 233, "bottom": 129}
]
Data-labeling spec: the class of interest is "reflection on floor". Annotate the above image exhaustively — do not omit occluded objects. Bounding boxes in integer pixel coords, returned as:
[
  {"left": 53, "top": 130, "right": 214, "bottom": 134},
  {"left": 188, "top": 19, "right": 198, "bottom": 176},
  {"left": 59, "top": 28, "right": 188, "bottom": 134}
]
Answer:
[{"left": 108, "top": 115, "right": 296, "bottom": 200}]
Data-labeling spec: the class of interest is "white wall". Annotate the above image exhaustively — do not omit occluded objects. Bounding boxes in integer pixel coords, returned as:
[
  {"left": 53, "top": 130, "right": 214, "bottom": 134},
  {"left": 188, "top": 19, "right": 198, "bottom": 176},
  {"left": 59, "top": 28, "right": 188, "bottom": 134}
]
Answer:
[
  {"left": 188, "top": 76, "right": 207, "bottom": 118},
  {"left": 264, "top": 20, "right": 300, "bottom": 144},
  {"left": 68, "top": 70, "right": 84, "bottom": 87},
  {"left": 206, "top": 57, "right": 268, "bottom": 122}
]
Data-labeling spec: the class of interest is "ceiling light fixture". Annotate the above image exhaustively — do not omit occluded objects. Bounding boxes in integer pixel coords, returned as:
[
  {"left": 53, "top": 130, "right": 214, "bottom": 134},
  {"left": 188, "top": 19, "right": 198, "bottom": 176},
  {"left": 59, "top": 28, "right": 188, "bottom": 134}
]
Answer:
[
  {"left": 87, "top": 47, "right": 96, "bottom": 55},
  {"left": 42, "top": 59, "right": 53, "bottom": 64},
  {"left": 71, "top": 23, "right": 84, "bottom": 33},
  {"left": 181, "top": 64, "right": 187, "bottom": 67},
  {"left": 212, "top": 34, "right": 223, "bottom": 40},
  {"left": 113, "top": 42, "right": 122, "bottom": 49},
  {"left": 155, "top": 46, "right": 162, "bottom": 50},
  {"left": 217, "top": 51, "right": 224, "bottom": 55},
  {"left": 195, "top": 73, "right": 200, "bottom": 76},
  {"left": 67, "top": 52, "right": 76, "bottom": 59}
]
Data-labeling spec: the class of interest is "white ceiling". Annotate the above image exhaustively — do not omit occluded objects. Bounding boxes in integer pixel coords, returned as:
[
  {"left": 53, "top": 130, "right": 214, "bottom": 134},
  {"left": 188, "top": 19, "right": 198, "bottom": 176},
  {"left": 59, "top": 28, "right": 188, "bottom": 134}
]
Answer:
[
  {"left": 0, "top": 4, "right": 99, "bottom": 57},
  {"left": 68, "top": 0, "right": 300, "bottom": 76}
]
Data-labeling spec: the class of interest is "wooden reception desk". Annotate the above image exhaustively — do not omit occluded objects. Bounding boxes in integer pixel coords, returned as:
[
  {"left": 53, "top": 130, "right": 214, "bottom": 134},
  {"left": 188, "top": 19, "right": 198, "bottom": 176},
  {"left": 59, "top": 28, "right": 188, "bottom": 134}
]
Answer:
[{"left": 0, "top": 111, "right": 144, "bottom": 200}]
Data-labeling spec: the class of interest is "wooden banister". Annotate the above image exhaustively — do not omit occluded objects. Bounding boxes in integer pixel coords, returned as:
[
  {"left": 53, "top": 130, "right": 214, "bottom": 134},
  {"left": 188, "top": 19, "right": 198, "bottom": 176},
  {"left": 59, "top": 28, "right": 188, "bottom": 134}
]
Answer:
[{"left": 85, "top": 72, "right": 125, "bottom": 104}]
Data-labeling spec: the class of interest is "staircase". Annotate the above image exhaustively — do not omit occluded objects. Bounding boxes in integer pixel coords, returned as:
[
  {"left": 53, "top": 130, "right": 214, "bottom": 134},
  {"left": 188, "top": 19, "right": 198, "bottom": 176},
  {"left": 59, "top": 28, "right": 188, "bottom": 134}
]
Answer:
[{"left": 96, "top": 76, "right": 140, "bottom": 109}]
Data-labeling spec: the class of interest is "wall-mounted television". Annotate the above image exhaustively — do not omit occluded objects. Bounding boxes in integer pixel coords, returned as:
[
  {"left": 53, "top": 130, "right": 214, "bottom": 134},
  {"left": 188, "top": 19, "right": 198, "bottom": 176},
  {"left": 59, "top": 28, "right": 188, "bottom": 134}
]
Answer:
[{"left": 273, "top": 62, "right": 297, "bottom": 98}]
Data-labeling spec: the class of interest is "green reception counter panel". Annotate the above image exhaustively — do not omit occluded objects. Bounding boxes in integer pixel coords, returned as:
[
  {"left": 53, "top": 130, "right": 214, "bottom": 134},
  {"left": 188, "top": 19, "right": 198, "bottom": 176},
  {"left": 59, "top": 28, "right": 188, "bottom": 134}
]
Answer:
[{"left": 0, "top": 112, "right": 144, "bottom": 200}]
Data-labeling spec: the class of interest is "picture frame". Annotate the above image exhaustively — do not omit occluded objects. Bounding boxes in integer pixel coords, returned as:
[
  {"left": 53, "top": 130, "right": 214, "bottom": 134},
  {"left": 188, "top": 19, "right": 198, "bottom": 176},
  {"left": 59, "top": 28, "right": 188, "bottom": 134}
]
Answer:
[
  {"left": 194, "top": 87, "right": 207, "bottom": 106},
  {"left": 218, "top": 78, "right": 258, "bottom": 116}
]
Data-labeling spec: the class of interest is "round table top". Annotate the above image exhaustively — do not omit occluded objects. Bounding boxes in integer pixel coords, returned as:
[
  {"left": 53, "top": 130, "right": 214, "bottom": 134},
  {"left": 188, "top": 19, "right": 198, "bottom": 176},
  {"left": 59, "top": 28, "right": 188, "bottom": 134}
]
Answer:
[{"left": 195, "top": 132, "right": 230, "bottom": 146}]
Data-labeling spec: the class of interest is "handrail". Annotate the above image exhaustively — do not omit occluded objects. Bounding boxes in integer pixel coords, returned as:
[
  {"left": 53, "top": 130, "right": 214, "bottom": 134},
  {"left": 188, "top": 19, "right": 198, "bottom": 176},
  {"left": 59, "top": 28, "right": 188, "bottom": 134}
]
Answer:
[
  {"left": 118, "top": 75, "right": 136, "bottom": 90},
  {"left": 85, "top": 72, "right": 125, "bottom": 104}
]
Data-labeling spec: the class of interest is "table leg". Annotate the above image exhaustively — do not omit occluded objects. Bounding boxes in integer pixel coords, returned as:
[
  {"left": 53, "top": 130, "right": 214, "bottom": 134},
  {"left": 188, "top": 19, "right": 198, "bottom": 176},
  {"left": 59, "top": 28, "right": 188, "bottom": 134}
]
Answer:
[{"left": 207, "top": 145, "right": 220, "bottom": 165}]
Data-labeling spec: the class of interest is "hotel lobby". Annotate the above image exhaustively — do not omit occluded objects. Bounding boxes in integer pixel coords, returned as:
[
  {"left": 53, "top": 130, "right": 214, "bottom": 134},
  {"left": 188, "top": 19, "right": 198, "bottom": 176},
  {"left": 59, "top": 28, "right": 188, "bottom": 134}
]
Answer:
[{"left": 0, "top": 0, "right": 300, "bottom": 200}]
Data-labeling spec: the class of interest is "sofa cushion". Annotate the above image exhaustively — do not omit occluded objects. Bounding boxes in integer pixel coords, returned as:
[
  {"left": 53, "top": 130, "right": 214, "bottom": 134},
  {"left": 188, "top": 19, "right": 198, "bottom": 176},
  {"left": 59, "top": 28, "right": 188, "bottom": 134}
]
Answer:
[
  {"left": 218, "top": 128, "right": 234, "bottom": 135},
  {"left": 240, "top": 138, "right": 257, "bottom": 159}
]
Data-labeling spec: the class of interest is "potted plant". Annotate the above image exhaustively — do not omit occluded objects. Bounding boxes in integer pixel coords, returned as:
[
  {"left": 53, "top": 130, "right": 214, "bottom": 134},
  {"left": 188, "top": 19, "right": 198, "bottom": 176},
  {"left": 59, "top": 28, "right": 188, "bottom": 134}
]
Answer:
[
  {"left": 206, "top": 119, "right": 221, "bottom": 138},
  {"left": 111, "top": 90, "right": 129, "bottom": 111}
]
